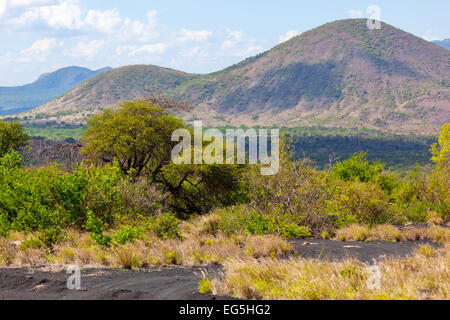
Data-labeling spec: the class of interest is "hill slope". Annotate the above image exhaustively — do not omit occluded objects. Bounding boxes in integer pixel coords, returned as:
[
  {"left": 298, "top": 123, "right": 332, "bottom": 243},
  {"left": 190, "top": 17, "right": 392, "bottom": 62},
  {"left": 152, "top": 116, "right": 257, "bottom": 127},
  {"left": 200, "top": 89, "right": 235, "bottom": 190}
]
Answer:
[
  {"left": 18, "top": 65, "right": 195, "bottom": 124},
  {"left": 12, "top": 19, "right": 450, "bottom": 134},
  {"left": 433, "top": 39, "right": 450, "bottom": 50},
  {"left": 0, "top": 66, "right": 111, "bottom": 115}
]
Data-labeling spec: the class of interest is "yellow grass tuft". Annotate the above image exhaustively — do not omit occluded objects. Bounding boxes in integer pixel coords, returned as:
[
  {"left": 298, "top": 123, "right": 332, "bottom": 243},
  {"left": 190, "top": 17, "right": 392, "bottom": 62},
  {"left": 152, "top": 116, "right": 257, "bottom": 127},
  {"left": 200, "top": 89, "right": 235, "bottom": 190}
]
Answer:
[
  {"left": 209, "top": 243, "right": 450, "bottom": 300},
  {"left": 335, "top": 224, "right": 450, "bottom": 243}
]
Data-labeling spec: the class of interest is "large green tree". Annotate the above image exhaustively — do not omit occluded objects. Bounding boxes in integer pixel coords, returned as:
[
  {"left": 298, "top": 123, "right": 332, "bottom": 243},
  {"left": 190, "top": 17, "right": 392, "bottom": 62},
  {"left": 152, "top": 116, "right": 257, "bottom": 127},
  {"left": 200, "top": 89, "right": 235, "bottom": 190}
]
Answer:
[
  {"left": 82, "top": 99, "right": 244, "bottom": 216},
  {"left": 82, "top": 100, "right": 185, "bottom": 177},
  {"left": 0, "top": 120, "right": 29, "bottom": 158}
]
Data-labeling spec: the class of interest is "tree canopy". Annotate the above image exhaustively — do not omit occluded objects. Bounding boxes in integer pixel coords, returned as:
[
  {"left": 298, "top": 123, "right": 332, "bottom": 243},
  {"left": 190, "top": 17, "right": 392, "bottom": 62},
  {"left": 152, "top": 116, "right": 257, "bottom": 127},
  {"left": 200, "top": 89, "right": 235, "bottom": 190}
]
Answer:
[
  {"left": 431, "top": 123, "right": 449, "bottom": 169},
  {"left": 81, "top": 99, "right": 244, "bottom": 216},
  {"left": 0, "top": 120, "right": 29, "bottom": 158},
  {"left": 82, "top": 100, "right": 186, "bottom": 177}
]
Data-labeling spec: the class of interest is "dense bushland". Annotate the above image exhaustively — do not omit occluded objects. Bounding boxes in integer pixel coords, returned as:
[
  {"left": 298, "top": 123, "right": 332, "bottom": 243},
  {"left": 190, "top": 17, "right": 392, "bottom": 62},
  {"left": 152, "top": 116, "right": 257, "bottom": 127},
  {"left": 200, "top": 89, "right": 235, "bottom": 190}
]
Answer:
[{"left": 0, "top": 103, "right": 448, "bottom": 250}]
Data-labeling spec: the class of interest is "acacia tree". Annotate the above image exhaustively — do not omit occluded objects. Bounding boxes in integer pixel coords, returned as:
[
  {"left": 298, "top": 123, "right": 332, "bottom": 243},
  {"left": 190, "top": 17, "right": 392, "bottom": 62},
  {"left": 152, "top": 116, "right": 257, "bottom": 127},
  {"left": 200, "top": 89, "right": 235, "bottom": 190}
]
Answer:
[
  {"left": 82, "top": 99, "right": 244, "bottom": 216},
  {"left": 82, "top": 100, "right": 186, "bottom": 177},
  {"left": 0, "top": 120, "right": 29, "bottom": 158}
]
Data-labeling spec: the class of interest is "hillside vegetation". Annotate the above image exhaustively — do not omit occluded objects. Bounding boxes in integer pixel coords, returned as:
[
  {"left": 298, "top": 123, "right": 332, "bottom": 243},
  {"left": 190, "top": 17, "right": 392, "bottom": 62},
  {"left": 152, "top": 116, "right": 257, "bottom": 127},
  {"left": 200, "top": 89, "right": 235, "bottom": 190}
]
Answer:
[
  {"left": 9, "top": 19, "right": 450, "bottom": 135},
  {"left": 0, "top": 101, "right": 449, "bottom": 300},
  {"left": 0, "top": 101, "right": 448, "bottom": 244}
]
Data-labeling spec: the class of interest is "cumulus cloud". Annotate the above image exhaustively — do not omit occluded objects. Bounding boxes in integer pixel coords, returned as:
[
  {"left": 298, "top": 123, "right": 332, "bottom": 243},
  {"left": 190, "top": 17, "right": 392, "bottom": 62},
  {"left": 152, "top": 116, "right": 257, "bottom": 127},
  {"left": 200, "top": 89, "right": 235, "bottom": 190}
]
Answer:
[
  {"left": 84, "top": 9, "right": 122, "bottom": 34},
  {"left": 279, "top": 30, "right": 299, "bottom": 43},
  {"left": 70, "top": 39, "right": 106, "bottom": 59},
  {"left": 129, "top": 43, "right": 168, "bottom": 56},
  {"left": 17, "top": 37, "right": 61, "bottom": 62},
  {"left": 421, "top": 29, "right": 442, "bottom": 41},
  {"left": 0, "top": 1, "right": 267, "bottom": 84},
  {"left": 181, "top": 46, "right": 209, "bottom": 58},
  {"left": 20, "top": 37, "right": 57, "bottom": 55},
  {"left": 0, "top": 0, "right": 7, "bottom": 19},
  {"left": 218, "top": 29, "right": 262, "bottom": 57},
  {"left": 5, "top": 0, "right": 83, "bottom": 29},
  {"left": 178, "top": 29, "right": 213, "bottom": 43},
  {"left": 221, "top": 30, "right": 243, "bottom": 50},
  {"left": 3, "top": 1, "right": 124, "bottom": 33},
  {"left": 348, "top": 9, "right": 363, "bottom": 18},
  {"left": 8, "top": 0, "right": 57, "bottom": 8}
]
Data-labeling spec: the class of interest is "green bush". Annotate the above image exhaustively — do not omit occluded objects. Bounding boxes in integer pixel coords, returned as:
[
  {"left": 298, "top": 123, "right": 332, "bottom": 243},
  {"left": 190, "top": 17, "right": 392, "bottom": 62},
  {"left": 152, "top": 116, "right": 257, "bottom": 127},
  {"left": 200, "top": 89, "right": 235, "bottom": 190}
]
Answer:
[
  {"left": 279, "top": 223, "right": 311, "bottom": 239},
  {"left": 113, "top": 225, "right": 144, "bottom": 244},
  {"left": 85, "top": 211, "right": 112, "bottom": 246},
  {"left": 325, "top": 180, "right": 394, "bottom": 227},
  {"left": 37, "top": 226, "right": 65, "bottom": 247},
  {"left": 212, "top": 205, "right": 312, "bottom": 239},
  {"left": 245, "top": 210, "right": 271, "bottom": 235},
  {"left": 214, "top": 206, "right": 249, "bottom": 236},
  {"left": 149, "top": 213, "right": 182, "bottom": 240},
  {"left": 332, "top": 152, "right": 384, "bottom": 183}
]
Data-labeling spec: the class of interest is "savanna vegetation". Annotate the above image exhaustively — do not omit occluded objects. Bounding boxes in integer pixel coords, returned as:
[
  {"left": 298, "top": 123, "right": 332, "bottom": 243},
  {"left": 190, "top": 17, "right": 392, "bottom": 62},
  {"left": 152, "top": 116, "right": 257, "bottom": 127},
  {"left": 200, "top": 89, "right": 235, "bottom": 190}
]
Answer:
[{"left": 0, "top": 99, "right": 448, "bottom": 300}]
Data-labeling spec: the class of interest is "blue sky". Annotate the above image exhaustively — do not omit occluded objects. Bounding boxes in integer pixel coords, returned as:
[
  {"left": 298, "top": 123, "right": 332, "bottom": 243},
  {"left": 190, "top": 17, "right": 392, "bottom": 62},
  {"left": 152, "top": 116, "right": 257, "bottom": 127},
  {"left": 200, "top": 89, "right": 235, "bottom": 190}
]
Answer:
[{"left": 0, "top": 0, "right": 449, "bottom": 86}]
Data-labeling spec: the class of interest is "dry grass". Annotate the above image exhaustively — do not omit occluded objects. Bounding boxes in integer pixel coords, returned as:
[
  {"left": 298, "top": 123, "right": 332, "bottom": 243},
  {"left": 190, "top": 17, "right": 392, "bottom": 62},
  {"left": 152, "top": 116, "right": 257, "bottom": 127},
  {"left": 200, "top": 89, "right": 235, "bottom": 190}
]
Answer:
[
  {"left": 207, "top": 243, "right": 450, "bottom": 300},
  {"left": 335, "top": 224, "right": 450, "bottom": 243},
  {"left": 0, "top": 227, "right": 293, "bottom": 269}
]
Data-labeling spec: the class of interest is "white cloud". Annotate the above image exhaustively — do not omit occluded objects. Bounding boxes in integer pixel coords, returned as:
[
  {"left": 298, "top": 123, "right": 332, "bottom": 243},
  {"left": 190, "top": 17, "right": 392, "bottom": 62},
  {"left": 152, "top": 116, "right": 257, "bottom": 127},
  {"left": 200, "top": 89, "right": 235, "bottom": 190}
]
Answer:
[
  {"left": 0, "top": 0, "right": 7, "bottom": 19},
  {"left": 229, "top": 43, "right": 263, "bottom": 57},
  {"left": 221, "top": 30, "right": 243, "bottom": 50},
  {"left": 38, "top": 1, "right": 82, "bottom": 29},
  {"left": 178, "top": 29, "right": 213, "bottom": 43},
  {"left": 181, "top": 46, "right": 209, "bottom": 58},
  {"left": 0, "top": 2, "right": 269, "bottom": 84},
  {"left": 115, "top": 44, "right": 136, "bottom": 56},
  {"left": 84, "top": 9, "right": 122, "bottom": 34},
  {"left": 348, "top": 9, "right": 363, "bottom": 18},
  {"left": 279, "top": 30, "right": 299, "bottom": 43},
  {"left": 421, "top": 29, "right": 442, "bottom": 41},
  {"left": 20, "top": 37, "right": 57, "bottom": 55},
  {"left": 129, "top": 43, "right": 167, "bottom": 56},
  {"left": 17, "top": 37, "right": 60, "bottom": 62},
  {"left": 116, "top": 10, "right": 160, "bottom": 42},
  {"left": 146, "top": 10, "right": 157, "bottom": 27},
  {"left": 8, "top": 0, "right": 57, "bottom": 8},
  {"left": 6, "top": 0, "right": 83, "bottom": 29},
  {"left": 218, "top": 29, "right": 262, "bottom": 57},
  {"left": 70, "top": 40, "right": 106, "bottom": 59}
]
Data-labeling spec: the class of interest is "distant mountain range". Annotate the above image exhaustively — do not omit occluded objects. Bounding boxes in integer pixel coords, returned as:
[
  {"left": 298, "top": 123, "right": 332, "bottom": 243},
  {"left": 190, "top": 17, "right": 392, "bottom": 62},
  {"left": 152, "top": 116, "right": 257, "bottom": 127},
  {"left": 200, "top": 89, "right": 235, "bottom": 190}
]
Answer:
[
  {"left": 433, "top": 39, "right": 450, "bottom": 50},
  {"left": 0, "top": 66, "right": 111, "bottom": 115},
  {"left": 6, "top": 19, "right": 450, "bottom": 135}
]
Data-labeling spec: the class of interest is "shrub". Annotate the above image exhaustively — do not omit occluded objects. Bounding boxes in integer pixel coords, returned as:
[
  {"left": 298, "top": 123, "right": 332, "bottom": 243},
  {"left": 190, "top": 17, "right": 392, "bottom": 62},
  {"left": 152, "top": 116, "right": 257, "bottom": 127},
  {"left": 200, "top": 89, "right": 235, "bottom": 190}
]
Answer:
[
  {"left": 198, "top": 279, "right": 212, "bottom": 294},
  {"left": 326, "top": 181, "right": 393, "bottom": 227},
  {"left": 332, "top": 152, "right": 384, "bottom": 183},
  {"left": 211, "top": 206, "right": 311, "bottom": 239},
  {"left": 245, "top": 210, "right": 271, "bottom": 235},
  {"left": 20, "top": 236, "right": 44, "bottom": 249},
  {"left": 85, "top": 211, "right": 112, "bottom": 247},
  {"left": 214, "top": 206, "right": 249, "bottom": 236},
  {"left": 116, "top": 247, "right": 140, "bottom": 269},
  {"left": 113, "top": 225, "right": 144, "bottom": 245},
  {"left": 279, "top": 223, "right": 311, "bottom": 239},
  {"left": 164, "top": 250, "right": 181, "bottom": 265},
  {"left": 149, "top": 213, "right": 182, "bottom": 240},
  {"left": 0, "top": 120, "right": 29, "bottom": 158},
  {"left": 244, "top": 155, "right": 331, "bottom": 235},
  {"left": 37, "top": 226, "right": 64, "bottom": 247}
]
